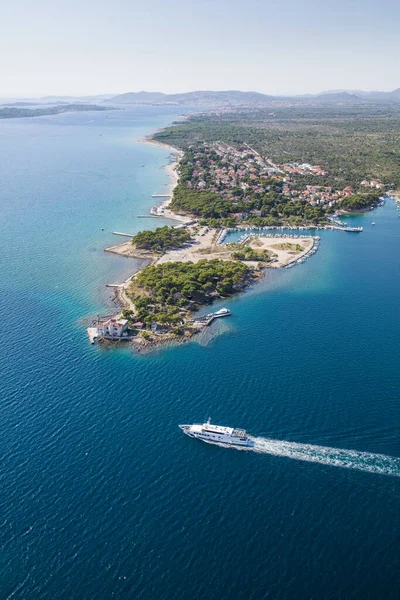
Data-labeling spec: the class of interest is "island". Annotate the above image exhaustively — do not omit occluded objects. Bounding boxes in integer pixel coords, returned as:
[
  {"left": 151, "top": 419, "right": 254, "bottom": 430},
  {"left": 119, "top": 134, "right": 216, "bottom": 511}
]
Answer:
[{"left": 0, "top": 104, "right": 113, "bottom": 120}]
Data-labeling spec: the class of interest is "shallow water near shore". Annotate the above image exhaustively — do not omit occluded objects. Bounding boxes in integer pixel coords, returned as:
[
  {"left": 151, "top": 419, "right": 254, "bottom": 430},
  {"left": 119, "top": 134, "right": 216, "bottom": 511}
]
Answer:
[{"left": 0, "top": 107, "right": 399, "bottom": 599}]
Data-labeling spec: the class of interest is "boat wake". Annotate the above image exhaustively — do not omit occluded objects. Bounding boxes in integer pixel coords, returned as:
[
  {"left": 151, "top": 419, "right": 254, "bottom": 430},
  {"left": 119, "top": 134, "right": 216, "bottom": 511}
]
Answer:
[{"left": 204, "top": 437, "right": 400, "bottom": 477}]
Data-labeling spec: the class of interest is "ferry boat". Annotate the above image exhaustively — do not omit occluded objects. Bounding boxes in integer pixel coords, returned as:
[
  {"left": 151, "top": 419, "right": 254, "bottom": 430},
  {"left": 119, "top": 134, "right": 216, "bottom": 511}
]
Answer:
[{"left": 179, "top": 419, "right": 253, "bottom": 447}]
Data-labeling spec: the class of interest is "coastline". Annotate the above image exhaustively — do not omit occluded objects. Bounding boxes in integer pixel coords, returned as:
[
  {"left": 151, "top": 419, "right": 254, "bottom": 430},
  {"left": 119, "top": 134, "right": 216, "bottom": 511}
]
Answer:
[
  {"left": 138, "top": 136, "right": 183, "bottom": 201},
  {"left": 103, "top": 133, "right": 187, "bottom": 311},
  {"left": 93, "top": 130, "right": 322, "bottom": 351}
]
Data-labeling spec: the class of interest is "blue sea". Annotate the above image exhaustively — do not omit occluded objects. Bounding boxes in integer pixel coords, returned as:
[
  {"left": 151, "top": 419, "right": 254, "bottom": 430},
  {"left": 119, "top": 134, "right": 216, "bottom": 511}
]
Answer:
[{"left": 0, "top": 107, "right": 399, "bottom": 599}]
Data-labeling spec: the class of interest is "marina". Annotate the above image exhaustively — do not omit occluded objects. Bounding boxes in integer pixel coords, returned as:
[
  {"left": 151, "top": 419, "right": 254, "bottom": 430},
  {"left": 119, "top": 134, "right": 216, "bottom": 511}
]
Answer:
[
  {"left": 216, "top": 227, "right": 321, "bottom": 269},
  {"left": 228, "top": 224, "right": 362, "bottom": 233},
  {"left": 215, "top": 224, "right": 362, "bottom": 248}
]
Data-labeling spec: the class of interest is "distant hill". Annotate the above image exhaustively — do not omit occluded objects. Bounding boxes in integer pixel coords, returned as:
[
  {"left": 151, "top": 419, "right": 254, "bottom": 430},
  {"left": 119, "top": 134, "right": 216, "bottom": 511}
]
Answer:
[
  {"left": 380, "top": 88, "right": 400, "bottom": 100},
  {"left": 8, "top": 88, "right": 400, "bottom": 110},
  {"left": 165, "top": 90, "right": 280, "bottom": 105},
  {"left": 108, "top": 89, "right": 281, "bottom": 106},
  {"left": 315, "top": 92, "right": 362, "bottom": 103},
  {"left": 319, "top": 89, "right": 400, "bottom": 102},
  {"left": 0, "top": 104, "right": 113, "bottom": 120},
  {"left": 108, "top": 88, "right": 400, "bottom": 107},
  {"left": 110, "top": 91, "right": 167, "bottom": 103}
]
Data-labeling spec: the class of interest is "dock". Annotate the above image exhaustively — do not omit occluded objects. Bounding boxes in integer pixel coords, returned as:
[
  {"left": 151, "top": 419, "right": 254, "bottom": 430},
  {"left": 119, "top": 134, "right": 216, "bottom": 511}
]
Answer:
[
  {"left": 87, "top": 327, "right": 98, "bottom": 344},
  {"left": 221, "top": 224, "right": 363, "bottom": 234},
  {"left": 151, "top": 194, "right": 171, "bottom": 198},
  {"left": 112, "top": 231, "right": 134, "bottom": 237},
  {"left": 192, "top": 308, "right": 231, "bottom": 327}
]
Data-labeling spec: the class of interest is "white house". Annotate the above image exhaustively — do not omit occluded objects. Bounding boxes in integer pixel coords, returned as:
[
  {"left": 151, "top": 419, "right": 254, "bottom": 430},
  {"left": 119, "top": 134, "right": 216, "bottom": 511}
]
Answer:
[{"left": 97, "top": 318, "right": 128, "bottom": 338}]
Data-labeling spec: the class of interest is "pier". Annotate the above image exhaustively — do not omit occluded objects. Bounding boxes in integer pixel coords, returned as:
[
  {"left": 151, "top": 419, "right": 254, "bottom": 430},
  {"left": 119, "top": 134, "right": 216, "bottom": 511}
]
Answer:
[
  {"left": 112, "top": 231, "right": 135, "bottom": 237},
  {"left": 222, "top": 224, "right": 363, "bottom": 234},
  {"left": 192, "top": 308, "right": 231, "bottom": 327},
  {"left": 215, "top": 228, "right": 228, "bottom": 245},
  {"left": 87, "top": 327, "right": 98, "bottom": 344},
  {"left": 151, "top": 194, "right": 171, "bottom": 198}
]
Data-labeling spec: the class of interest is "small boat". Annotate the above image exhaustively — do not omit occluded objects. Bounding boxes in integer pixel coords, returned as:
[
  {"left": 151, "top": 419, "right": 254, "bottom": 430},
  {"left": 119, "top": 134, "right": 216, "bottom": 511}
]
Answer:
[
  {"left": 371, "top": 222, "right": 375, "bottom": 226},
  {"left": 213, "top": 308, "right": 231, "bottom": 317},
  {"left": 101, "top": 227, "right": 105, "bottom": 231}
]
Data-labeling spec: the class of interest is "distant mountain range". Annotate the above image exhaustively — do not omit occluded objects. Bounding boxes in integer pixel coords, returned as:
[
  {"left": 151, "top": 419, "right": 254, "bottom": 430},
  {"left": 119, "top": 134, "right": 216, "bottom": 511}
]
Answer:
[
  {"left": 106, "top": 89, "right": 400, "bottom": 106},
  {"left": 3, "top": 89, "right": 400, "bottom": 110}
]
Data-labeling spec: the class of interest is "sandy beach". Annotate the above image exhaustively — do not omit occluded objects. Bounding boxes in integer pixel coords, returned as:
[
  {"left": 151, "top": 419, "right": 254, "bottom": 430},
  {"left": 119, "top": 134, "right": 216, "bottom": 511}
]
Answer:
[
  {"left": 247, "top": 236, "right": 314, "bottom": 267},
  {"left": 138, "top": 136, "right": 183, "bottom": 200}
]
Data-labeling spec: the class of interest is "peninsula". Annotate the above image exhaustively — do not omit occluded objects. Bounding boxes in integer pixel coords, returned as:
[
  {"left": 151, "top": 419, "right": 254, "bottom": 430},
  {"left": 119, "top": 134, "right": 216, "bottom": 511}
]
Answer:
[{"left": 90, "top": 103, "right": 394, "bottom": 350}]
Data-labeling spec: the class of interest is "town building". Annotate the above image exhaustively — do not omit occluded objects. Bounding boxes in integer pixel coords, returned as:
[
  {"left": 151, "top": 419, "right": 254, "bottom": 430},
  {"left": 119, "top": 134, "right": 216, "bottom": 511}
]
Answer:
[{"left": 97, "top": 318, "right": 128, "bottom": 338}]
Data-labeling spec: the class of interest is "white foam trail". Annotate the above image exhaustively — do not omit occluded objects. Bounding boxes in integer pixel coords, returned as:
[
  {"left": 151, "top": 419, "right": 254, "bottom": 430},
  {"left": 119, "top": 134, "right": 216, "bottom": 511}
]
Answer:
[{"left": 205, "top": 437, "right": 400, "bottom": 477}]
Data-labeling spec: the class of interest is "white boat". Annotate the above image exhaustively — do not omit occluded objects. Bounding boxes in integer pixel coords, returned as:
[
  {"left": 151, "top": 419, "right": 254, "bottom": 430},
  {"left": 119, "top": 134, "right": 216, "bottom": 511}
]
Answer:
[
  {"left": 179, "top": 419, "right": 253, "bottom": 447},
  {"left": 213, "top": 308, "right": 231, "bottom": 317}
]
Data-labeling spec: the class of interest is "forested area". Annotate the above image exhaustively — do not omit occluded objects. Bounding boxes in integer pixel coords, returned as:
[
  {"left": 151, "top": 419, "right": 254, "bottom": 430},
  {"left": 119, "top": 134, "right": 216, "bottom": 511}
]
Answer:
[
  {"left": 231, "top": 246, "right": 272, "bottom": 262},
  {"left": 131, "top": 226, "right": 191, "bottom": 252},
  {"left": 129, "top": 259, "right": 252, "bottom": 325},
  {"left": 340, "top": 192, "right": 381, "bottom": 210},
  {"left": 171, "top": 182, "right": 328, "bottom": 226},
  {"left": 153, "top": 105, "right": 400, "bottom": 188},
  {"left": 171, "top": 185, "right": 232, "bottom": 219}
]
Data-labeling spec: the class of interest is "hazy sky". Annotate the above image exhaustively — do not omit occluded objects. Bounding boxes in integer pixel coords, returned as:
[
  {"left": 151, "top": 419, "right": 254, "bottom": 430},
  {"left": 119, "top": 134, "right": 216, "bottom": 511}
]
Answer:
[{"left": 1, "top": 0, "right": 399, "bottom": 97}]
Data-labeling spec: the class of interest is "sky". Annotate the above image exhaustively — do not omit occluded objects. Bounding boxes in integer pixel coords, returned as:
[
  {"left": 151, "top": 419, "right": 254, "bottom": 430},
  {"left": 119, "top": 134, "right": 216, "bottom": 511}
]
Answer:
[{"left": 1, "top": 0, "right": 399, "bottom": 97}]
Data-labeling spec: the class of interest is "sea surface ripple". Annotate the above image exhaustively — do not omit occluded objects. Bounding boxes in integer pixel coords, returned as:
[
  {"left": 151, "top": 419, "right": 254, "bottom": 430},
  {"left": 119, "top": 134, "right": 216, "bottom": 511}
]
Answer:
[{"left": 0, "top": 107, "right": 399, "bottom": 600}]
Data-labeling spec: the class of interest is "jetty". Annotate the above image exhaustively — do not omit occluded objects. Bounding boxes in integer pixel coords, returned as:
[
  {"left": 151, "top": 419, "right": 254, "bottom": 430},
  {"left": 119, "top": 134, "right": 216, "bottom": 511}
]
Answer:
[
  {"left": 87, "top": 327, "right": 98, "bottom": 344},
  {"left": 151, "top": 194, "right": 171, "bottom": 198},
  {"left": 192, "top": 308, "right": 231, "bottom": 327},
  {"left": 112, "top": 231, "right": 135, "bottom": 237}
]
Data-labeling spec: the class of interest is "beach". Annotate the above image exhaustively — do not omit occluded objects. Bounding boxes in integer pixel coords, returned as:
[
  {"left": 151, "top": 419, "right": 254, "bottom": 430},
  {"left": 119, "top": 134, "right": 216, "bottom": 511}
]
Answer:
[{"left": 139, "top": 135, "right": 183, "bottom": 198}]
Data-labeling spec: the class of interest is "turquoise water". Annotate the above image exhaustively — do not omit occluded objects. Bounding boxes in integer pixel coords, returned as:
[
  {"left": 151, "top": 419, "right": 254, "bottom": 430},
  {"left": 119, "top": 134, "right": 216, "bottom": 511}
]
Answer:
[{"left": 0, "top": 108, "right": 399, "bottom": 599}]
